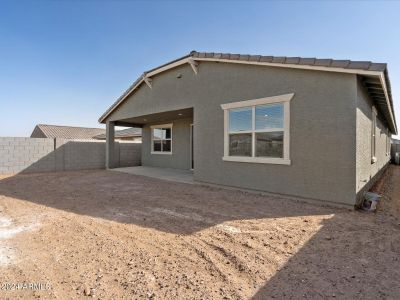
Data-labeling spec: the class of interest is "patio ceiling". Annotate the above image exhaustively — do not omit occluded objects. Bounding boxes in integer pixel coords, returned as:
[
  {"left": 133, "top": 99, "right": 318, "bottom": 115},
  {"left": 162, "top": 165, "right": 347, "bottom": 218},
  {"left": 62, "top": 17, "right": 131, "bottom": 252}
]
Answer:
[{"left": 113, "top": 108, "right": 193, "bottom": 127}]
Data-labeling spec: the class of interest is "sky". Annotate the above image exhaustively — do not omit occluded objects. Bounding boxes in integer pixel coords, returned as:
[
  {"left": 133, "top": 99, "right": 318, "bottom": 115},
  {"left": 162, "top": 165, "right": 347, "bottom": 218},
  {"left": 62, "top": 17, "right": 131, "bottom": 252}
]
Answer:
[{"left": 1, "top": 0, "right": 400, "bottom": 138}]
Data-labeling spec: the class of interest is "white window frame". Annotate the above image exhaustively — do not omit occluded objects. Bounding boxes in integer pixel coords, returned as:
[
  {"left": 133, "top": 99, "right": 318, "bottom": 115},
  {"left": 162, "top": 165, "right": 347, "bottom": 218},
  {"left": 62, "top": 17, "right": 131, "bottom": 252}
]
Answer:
[
  {"left": 151, "top": 123, "right": 173, "bottom": 155},
  {"left": 371, "top": 106, "right": 377, "bottom": 163},
  {"left": 221, "top": 93, "right": 293, "bottom": 165}
]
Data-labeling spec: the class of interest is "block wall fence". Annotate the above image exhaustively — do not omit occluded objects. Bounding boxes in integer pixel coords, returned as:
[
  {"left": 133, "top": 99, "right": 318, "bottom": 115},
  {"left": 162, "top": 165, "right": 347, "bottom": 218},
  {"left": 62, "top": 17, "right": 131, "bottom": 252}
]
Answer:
[{"left": 0, "top": 137, "right": 141, "bottom": 174}]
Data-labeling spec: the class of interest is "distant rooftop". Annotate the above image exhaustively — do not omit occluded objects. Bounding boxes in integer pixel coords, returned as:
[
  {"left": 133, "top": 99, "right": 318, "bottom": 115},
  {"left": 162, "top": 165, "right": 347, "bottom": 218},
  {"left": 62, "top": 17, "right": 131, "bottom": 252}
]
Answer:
[
  {"left": 31, "top": 124, "right": 106, "bottom": 139},
  {"left": 93, "top": 127, "right": 142, "bottom": 139},
  {"left": 31, "top": 124, "right": 142, "bottom": 140}
]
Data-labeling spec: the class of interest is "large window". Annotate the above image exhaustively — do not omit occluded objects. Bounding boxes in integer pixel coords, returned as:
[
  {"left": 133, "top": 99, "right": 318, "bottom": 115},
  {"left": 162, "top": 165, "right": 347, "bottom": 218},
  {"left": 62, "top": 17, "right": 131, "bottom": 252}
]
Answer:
[
  {"left": 151, "top": 124, "right": 172, "bottom": 154},
  {"left": 221, "top": 93, "right": 293, "bottom": 165}
]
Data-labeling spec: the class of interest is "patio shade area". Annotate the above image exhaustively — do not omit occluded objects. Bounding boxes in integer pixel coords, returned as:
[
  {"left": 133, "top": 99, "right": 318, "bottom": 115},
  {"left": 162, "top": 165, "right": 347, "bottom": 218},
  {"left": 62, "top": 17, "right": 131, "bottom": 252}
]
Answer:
[{"left": 112, "top": 166, "right": 194, "bottom": 184}]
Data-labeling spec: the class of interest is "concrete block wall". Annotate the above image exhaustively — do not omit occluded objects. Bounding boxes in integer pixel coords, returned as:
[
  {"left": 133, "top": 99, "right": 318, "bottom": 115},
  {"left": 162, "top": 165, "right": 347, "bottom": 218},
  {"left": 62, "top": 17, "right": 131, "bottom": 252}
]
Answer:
[
  {"left": 119, "top": 142, "right": 142, "bottom": 168},
  {"left": 0, "top": 137, "right": 55, "bottom": 174},
  {"left": 0, "top": 137, "right": 141, "bottom": 175},
  {"left": 56, "top": 139, "right": 107, "bottom": 171}
]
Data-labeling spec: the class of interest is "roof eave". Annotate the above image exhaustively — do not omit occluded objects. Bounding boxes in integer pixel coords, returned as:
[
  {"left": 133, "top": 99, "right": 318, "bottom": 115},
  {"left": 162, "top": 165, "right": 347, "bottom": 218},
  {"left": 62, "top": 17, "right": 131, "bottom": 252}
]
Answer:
[{"left": 379, "top": 72, "right": 398, "bottom": 134}]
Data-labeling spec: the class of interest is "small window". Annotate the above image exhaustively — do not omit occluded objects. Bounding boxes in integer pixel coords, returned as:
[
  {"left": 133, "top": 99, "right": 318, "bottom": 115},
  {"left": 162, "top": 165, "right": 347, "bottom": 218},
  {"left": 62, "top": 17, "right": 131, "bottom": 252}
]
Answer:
[
  {"left": 151, "top": 124, "right": 172, "bottom": 154},
  {"left": 221, "top": 93, "right": 293, "bottom": 165}
]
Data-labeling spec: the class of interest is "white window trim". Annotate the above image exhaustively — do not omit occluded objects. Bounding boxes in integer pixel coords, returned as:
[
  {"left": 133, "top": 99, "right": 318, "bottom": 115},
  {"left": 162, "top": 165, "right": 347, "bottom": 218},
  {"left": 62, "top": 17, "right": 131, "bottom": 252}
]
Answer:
[
  {"left": 151, "top": 123, "right": 173, "bottom": 155},
  {"left": 371, "top": 107, "right": 377, "bottom": 163},
  {"left": 221, "top": 93, "right": 293, "bottom": 165}
]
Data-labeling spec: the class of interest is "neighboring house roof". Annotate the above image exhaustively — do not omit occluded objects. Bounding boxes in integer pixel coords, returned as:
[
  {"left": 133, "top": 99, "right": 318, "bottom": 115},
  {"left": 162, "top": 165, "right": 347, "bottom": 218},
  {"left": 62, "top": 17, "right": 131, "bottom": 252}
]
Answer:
[
  {"left": 392, "top": 139, "right": 400, "bottom": 145},
  {"left": 31, "top": 124, "right": 106, "bottom": 139},
  {"left": 98, "top": 50, "right": 397, "bottom": 134},
  {"left": 93, "top": 127, "right": 142, "bottom": 139}
]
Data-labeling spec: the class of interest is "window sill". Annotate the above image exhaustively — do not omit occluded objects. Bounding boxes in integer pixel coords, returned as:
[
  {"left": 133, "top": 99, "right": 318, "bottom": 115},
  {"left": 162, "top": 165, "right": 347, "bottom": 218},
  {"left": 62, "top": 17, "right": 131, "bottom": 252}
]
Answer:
[
  {"left": 222, "top": 156, "right": 291, "bottom": 165},
  {"left": 151, "top": 151, "right": 172, "bottom": 155}
]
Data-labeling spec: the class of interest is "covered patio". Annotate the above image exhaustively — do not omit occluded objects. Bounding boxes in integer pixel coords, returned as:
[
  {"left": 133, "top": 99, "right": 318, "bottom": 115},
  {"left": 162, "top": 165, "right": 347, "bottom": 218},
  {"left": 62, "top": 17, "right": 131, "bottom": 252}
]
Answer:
[
  {"left": 112, "top": 166, "right": 194, "bottom": 184},
  {"left": 105, "top": 108, "right": 194, "bottom": 170}
]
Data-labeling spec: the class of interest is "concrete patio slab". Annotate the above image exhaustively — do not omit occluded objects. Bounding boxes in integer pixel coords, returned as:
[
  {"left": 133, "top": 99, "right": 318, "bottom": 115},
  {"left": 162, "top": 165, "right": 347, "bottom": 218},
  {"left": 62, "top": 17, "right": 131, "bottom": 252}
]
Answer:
[{"left": 112, "top": 166, "right": 194, "bottom": 184}]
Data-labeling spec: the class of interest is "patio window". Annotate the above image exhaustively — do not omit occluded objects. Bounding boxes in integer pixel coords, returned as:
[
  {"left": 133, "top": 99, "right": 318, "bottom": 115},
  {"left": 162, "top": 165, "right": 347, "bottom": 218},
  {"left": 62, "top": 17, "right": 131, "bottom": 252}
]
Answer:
[
  {"left": 221, "top": 93, "right": 293, "bottom": 165},
  {"left": 151, "top": 124, "right": 172, "bottom": 154}
]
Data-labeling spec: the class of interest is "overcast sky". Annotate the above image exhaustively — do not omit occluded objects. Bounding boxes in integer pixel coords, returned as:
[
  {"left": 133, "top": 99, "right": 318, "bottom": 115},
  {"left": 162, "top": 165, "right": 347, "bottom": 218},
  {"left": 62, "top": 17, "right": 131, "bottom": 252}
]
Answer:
[{"left": 1, "top": 0, "right": 399, "bottom": 138}]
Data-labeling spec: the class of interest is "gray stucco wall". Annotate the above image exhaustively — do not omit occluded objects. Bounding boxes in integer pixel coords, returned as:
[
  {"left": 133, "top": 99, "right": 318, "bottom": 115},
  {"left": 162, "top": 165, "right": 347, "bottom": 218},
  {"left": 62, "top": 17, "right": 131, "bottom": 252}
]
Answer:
[
  {"left": 356, "top": 78, "right": 391, "bottom": 200},
  {"left": 141, "top": 118, "right": 192, "bottom": 170},
  {"left": 0, "top": 137, "right": 141, "bottom": 174},
  {"left": 106, "top": 62, "right": 359, "bottom": 205}
]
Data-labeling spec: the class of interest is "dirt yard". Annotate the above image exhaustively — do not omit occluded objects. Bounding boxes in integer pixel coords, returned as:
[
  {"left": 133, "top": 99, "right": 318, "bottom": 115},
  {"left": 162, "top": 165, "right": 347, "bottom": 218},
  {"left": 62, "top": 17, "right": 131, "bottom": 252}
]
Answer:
[{"left": 0, "top": 167, "right": 399, "bottom": 299}]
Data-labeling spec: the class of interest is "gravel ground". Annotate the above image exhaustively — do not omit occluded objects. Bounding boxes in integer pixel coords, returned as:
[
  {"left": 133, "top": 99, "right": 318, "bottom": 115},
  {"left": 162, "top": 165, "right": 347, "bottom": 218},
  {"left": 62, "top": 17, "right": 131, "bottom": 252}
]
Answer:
[{"left": 0, "top": 167, "right": 399, "bottom": 299}]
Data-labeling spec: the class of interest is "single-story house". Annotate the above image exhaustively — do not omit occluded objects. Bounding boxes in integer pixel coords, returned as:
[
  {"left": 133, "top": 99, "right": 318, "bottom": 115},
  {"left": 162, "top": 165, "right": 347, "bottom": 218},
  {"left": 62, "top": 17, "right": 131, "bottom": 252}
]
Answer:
[
  {"left": 99, "top": 51, "right": 397, "bottom": 207},
  {"left": 31, "top": 124, "right": 142, "bottom": 141}
]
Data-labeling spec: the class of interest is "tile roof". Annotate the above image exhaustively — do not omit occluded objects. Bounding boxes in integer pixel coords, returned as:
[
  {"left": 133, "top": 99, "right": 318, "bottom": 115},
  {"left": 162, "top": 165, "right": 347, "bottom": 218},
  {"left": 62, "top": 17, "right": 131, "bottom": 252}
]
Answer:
[
  {"left": 33, "top": 124, "right": 106, "bottom": 139},
  {"left": 94, "top": 127, "right": 142, "bottom": 139},
  {"left": 189, "top": 51, "right": 387, "bottom": 71}
]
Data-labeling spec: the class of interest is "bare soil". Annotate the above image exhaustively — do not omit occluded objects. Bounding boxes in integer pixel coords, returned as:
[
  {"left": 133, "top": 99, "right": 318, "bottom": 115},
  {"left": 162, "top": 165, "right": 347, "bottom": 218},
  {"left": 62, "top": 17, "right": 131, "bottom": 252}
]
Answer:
[{"left": 0, "top": 167, "right": 399, "bottom": 299}]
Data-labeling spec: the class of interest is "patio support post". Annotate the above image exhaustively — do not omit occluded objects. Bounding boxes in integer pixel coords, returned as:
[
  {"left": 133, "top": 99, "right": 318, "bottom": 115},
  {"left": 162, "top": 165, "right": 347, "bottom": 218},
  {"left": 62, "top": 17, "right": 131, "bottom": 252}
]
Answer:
[{"left": 106, "top": 121, "right": 116, "bottom": 169}]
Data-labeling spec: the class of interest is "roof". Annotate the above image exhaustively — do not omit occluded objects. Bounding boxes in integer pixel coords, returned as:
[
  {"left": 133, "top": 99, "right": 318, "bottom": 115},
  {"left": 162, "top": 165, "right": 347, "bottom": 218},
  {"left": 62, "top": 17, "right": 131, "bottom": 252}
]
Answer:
[
  {"left": 32, "top": 124, "right": 106, "bottom": 139},
  {"left": 93, "top": 127, "right": 142, "bottom": 139},
  {"left": 190, "top": 52, "right": 388, "bottom": 71},
  {"left": 99, "top": 51, "right": 397, "bottom": 134}
]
